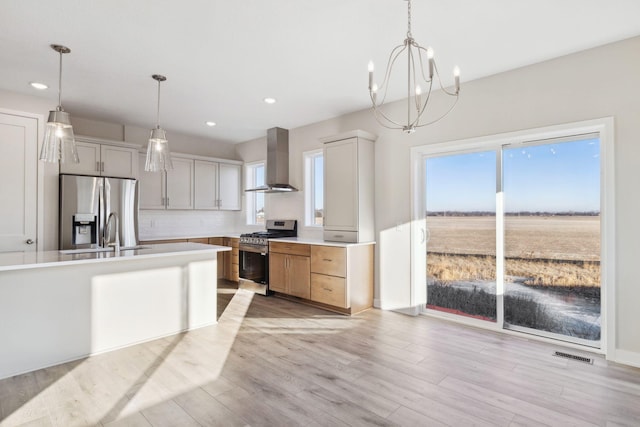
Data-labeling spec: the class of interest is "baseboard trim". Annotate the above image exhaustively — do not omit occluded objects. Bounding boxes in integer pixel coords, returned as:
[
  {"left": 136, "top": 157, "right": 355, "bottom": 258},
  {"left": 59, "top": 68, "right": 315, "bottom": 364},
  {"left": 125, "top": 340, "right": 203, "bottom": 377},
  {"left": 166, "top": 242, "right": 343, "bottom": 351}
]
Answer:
[{"left": 612, "top": 349, "right": 640, "bottom": 368}]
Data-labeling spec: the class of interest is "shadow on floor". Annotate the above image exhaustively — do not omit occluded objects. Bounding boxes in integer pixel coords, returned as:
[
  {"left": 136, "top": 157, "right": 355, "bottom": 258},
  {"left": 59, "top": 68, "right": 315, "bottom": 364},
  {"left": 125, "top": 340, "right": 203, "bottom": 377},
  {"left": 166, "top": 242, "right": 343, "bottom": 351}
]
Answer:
[{"left": 217, "top": 279, "right": 238, "bottom": 320}]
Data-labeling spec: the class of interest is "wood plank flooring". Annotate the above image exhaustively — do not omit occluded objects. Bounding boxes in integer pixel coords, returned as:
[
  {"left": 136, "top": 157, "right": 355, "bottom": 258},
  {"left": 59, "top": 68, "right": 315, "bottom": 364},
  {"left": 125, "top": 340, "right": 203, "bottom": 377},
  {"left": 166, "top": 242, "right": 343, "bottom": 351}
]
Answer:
[{"left": 1, "top": 282, "right": 640, "bottom": 427}]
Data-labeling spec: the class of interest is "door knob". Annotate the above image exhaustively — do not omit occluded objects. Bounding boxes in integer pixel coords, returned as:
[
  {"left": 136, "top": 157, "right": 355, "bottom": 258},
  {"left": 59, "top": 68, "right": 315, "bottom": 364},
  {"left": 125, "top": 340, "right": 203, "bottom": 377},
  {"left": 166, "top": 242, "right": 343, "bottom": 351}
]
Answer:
[{"left": 26, "top": 239, "right": 35, "bottom": 245}]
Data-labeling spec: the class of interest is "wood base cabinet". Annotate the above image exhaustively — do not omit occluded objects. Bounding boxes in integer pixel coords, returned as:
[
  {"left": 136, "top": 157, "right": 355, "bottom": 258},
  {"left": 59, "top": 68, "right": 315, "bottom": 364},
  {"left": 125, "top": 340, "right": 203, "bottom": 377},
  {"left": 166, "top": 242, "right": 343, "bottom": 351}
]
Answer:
[
  {"left": 269, "top": 242, "right": 311, "bottom": 299},
  {"left": 269, "top": 241, "right": 374, "bottom": 315},
  {"left": 209, "top": 237, "right": 239, "bottom": 282},
  {"left": 310, "top": 243, "right": 374, "bottom": 314}
]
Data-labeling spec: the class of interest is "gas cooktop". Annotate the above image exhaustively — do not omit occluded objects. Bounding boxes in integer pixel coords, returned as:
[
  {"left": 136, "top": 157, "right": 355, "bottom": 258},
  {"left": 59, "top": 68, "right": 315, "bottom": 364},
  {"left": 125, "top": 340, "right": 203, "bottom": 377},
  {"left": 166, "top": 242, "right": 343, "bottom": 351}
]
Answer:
[{"left": 239, "top": 220, "right": 297, "bottom": 247}]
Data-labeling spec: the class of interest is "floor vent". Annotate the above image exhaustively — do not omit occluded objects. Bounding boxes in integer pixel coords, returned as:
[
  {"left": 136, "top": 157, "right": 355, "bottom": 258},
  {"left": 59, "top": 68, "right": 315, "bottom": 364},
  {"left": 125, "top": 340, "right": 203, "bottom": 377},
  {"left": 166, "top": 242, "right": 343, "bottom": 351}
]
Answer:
[{"left": 553, "top": 351, "right": 593, "bottom": 364}]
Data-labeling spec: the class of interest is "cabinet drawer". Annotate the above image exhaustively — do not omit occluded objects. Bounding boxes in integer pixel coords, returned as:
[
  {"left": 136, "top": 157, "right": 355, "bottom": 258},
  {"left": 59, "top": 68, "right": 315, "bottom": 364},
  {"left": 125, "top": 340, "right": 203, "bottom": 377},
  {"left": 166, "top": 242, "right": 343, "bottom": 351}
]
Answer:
[
  {"left": 323, "top": 230, "right": 359, "bottom": 243},
  {"left": 270, "top": 241, "right": 311, "bottom": 256},
  {"left": 209, "top": 237, "right": 224, "bottom": 245},
  {"left": 311, "top": 273, "right": 347, "bottom": 308},
  {"left": 311, "top": 246, "right": 346, "bottom": 277}
]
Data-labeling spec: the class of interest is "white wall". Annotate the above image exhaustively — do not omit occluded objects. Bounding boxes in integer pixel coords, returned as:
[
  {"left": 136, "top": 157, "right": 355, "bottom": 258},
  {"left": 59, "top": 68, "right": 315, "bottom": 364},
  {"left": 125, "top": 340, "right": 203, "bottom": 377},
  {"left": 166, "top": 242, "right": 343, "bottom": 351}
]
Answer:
[{"left": 234, "top": 35, "right": 640, "bottom": 365}]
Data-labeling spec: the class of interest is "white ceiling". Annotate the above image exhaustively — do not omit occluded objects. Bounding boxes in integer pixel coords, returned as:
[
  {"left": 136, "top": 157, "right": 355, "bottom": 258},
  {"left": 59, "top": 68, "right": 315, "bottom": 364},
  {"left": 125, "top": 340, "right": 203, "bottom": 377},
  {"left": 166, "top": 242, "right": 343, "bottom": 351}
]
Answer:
[{"left": 1, "top": 0, "right": 640, "bottom": 143}]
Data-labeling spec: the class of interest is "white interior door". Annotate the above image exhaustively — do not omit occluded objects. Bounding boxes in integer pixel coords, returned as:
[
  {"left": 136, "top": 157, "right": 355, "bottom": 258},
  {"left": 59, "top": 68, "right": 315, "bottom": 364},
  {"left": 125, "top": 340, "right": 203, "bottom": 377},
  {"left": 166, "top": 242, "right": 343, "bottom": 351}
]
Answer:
[{"left": 0, "top": 112, "right": 38, "bottom": 252}]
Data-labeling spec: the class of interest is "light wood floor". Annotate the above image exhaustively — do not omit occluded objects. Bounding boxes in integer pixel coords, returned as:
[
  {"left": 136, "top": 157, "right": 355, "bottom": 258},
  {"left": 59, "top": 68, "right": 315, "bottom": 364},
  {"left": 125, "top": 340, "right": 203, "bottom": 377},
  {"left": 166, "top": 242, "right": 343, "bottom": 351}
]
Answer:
[{"left": 1, "top": 284, "right": 640, "bottom": 427}]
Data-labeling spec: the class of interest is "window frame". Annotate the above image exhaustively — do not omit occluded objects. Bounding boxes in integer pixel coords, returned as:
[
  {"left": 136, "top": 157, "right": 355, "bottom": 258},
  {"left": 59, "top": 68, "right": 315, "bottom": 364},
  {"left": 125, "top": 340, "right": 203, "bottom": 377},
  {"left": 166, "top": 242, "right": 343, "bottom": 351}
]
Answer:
[
  {"left": 304, "top": 149, "right": 324, "bottom": 227},
  {"left": 409, "top": 117, "right": 614, "bottom": 355},
  {"left": 245, "top": 160, "right": 265, "bottom": 225}
]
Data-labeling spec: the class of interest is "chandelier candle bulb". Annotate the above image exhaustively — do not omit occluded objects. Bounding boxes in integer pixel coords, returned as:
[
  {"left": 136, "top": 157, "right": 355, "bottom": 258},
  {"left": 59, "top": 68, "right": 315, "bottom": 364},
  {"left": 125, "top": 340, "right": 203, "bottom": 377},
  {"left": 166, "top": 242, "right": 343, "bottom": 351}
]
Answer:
[
  {"left": 415, "top": 85, "right": 422, "bottom": 109},
  {"left": 368, "top": 61, "right": 374, "bottom": 90},
  {"left": 371, "top": 83, "right": 378, "bottom": 102},
  {"left": 454, "top": 66, "right": 461, "bottom": 93},
  {"left": 427, "top": 48, "right": 434, "bottom": 79}
]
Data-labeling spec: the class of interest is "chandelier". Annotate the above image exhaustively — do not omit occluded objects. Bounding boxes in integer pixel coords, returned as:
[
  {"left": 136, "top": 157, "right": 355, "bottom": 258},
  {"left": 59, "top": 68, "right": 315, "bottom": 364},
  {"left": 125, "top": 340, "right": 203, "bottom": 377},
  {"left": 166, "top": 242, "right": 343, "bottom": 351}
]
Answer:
[
  {"left": 368, "top": 0, "right": 460, "bottom": 133},
  {"left": 145, "top": 74, "right": 173, "bottom": 172}
]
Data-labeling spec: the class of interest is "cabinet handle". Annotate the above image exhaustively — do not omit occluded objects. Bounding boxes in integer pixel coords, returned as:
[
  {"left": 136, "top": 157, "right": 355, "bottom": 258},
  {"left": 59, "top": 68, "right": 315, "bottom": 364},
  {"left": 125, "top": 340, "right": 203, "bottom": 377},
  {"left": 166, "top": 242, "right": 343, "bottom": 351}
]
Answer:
[
  {"left": 323, "top": 287, "right": 333, "bottom": 292},
  {"left": 25, "top": 239, "right": 35, "bottom": 245},
  {"left": 96, "top": 161, "right": 100, "bottom": 172},
  {"left": 166, "top": 197, "right": 170, "bottom": 207},
  {"left": 323, "top": 258, "right": 332, "bottom": 262},
  {"left": 101, "top": 161, "right": 105, "bottom": 172}
]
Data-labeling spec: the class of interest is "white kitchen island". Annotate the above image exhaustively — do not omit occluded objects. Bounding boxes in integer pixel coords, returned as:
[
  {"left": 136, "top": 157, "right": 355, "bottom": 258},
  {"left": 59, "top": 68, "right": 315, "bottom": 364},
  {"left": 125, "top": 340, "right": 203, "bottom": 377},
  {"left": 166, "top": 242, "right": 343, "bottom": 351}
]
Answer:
[{"left": 0, "top": 243, "right": 229, "bottom": 379}]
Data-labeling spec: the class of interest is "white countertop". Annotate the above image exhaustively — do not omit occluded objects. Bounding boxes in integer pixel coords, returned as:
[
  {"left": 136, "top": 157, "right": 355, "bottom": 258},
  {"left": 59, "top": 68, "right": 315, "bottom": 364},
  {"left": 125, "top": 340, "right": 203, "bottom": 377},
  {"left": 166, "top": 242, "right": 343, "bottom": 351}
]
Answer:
[
  {"left": 269, "top": 237, "right": 376, "bottom": 248},
  {"left": 140, "top": 233, "right": 242, "bottom": 241},
  {"left": 0, "top": 242, "right": 230, "bottom": 272}
]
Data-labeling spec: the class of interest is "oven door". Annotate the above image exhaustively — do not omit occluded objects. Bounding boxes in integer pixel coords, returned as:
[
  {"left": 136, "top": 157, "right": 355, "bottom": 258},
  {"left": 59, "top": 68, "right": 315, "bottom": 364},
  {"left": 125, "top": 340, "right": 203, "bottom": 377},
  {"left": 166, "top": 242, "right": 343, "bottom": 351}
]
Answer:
[{"left": 238, "top": 245, "right": 270, "bottom": 295}]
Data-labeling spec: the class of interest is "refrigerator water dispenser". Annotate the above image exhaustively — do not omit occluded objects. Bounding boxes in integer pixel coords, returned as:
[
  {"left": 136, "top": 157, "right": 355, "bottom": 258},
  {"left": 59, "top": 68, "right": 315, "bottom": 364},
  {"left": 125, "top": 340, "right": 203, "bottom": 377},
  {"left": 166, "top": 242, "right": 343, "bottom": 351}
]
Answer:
[{"left": 72, "top": 213, "right": 98, "bottom": 246}]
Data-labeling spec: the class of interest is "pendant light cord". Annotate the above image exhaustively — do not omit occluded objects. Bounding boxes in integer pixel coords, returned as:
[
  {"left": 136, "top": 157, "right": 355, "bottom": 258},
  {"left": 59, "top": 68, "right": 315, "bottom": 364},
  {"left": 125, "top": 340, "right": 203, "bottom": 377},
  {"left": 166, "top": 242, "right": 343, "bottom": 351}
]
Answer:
[
  {"left": 156, "top": 79, "right": 161, "bottom": 128},
  {"left": 57, "top": 50, "right": 63, "bottom": 108}
]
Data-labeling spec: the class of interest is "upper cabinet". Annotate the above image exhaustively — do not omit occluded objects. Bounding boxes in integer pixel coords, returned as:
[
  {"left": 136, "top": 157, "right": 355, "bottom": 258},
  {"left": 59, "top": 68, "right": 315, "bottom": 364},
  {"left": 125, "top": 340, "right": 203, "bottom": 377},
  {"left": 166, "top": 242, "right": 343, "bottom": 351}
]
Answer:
[
  {"left": 139, "top": 154, "right": 242, "bottom": 211},
  {"left": 60, "top": 136, "right": 139, "bottom": 179},
  {"left": 194, "top": 161, "right": 242, "bottom": 210},
  {"left": 321, "top": 130, "right": 376, "bottom": 243}
]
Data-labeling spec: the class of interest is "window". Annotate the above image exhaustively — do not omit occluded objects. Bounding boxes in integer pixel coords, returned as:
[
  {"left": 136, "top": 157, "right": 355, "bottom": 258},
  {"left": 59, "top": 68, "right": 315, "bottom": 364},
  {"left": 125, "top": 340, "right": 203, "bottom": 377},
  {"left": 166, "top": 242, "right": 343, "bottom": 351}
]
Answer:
[
  {"left": 304, "top": 150, "right": 324, "bottom": 226},
  {"left": 245, "top": 162, "right": 265, "bottom": 225}
]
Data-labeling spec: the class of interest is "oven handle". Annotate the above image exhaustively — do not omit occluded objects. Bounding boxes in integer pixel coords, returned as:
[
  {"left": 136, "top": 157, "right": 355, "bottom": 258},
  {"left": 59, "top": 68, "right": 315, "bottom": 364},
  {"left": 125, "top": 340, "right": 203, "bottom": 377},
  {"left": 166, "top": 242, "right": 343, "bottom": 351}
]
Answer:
[{"left": 239, "top": 245, "right": 267, "bottom": 255}]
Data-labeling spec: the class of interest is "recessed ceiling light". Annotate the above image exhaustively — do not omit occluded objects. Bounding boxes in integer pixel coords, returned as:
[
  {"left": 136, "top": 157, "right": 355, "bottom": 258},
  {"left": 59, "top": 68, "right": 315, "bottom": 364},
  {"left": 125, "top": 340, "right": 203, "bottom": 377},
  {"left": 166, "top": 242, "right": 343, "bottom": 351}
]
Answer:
[
  {"left": 30, "top": 82, "right": 48, "bottom": 90},
  {"left": 205, "top": 121, "right": 216, "bottom": 127},
  {"left": 263, "top": 97, "right": 276, "bottom": 104}
]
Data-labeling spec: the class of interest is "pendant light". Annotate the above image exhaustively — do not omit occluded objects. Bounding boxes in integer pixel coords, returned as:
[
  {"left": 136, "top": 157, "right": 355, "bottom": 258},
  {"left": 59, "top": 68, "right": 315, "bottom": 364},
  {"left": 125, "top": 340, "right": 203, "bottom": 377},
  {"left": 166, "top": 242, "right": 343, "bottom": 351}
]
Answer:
[
  {"left": 39, "top": 44, "right": 79, "bottom": 163},
  {"left": 144, "top": 74, "right": 173, "bottom": 172}
]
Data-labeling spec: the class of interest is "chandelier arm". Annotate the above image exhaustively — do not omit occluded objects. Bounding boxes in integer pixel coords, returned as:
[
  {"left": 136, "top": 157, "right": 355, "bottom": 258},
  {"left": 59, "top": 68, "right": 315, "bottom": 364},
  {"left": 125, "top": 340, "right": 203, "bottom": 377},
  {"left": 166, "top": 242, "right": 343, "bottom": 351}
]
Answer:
[
  {"left": 370, "top": 101, "right": 407, "bottom": 128},
  {"left": 376, "top": 43, "right": 407, "bottom": 106},
  {"left": 371, "top": 103, "right": 404, "bottom": 129},
  {"left": 415, "top": 95, "right": 460, "bottom": 128},
  {"left": 432, "top": 62, "right": 459, "bottom": 97},
  {"left": 407, "top": 44, "right": 417, "bottom": 126},
  {"left": 409, "top": 45, "right": 421, "bottom": 114}
]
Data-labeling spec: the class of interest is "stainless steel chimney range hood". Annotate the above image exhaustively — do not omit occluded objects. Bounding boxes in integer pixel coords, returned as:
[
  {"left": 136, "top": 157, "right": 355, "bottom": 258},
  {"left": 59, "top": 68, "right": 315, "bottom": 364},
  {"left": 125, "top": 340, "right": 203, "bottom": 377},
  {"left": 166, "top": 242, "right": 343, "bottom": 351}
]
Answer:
[{"left": 245, "top": 127, "right": 298, "bottom": 193}]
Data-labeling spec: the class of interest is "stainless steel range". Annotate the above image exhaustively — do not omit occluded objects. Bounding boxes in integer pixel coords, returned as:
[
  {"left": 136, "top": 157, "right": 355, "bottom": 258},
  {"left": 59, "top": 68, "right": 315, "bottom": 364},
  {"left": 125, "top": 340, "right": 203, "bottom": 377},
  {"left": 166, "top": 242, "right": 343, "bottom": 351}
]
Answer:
[{"left": 238, "top": 219, "right": 297, "bottom": 295}]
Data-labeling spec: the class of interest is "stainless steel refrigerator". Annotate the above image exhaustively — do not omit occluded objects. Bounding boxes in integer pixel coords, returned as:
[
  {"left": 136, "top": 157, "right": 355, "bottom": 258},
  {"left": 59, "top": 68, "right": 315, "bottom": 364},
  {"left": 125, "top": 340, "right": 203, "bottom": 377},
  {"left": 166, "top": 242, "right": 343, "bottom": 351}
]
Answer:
[{"left": 59, "top": 174, "right": 139, "bottom": 250}]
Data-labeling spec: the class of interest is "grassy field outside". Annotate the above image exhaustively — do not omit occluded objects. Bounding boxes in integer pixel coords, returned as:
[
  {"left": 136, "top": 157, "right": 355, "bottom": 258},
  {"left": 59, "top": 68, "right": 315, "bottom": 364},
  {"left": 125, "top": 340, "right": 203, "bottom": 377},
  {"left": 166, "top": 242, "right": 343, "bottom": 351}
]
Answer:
[
  {"left": 425, "top": 215, "right": 601, "bottom": 339},
  {"left": 426, "top": 215, "right": 600, "bottom": 261},
  {"left": 426, "top": 215, "right": 600, "bottom": 288}
]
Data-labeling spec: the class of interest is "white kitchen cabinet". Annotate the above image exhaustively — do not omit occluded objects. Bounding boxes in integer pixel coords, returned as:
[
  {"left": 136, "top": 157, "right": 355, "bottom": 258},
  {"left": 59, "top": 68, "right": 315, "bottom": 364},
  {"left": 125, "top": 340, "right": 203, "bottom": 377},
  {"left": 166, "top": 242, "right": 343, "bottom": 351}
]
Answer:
[
  {"left": 194, "top": 160, "right": 218, "bottom": 209},
  {"left": 139, "top": 154, "right": 240, "bottom": 211},
  {"left": 218, "top": 163, "right": 242, "bottom": 210},
  {"left": 166, "top": 157, "right": 194, "bottom": 210},
  {"left": 194, "top": 160, "right": 242, "bottom": 211},
  {"left": 60, "top": 136, "right": 139, "bottom": 179},
  {"left": 138, "top": 153, "right": 166, "bottom": 209},
  {"left": 321, "top": 130, "right": 376, "bottom": 243},
  {"left": 138, "top": 154, "right": 194, "bottom": 210}
]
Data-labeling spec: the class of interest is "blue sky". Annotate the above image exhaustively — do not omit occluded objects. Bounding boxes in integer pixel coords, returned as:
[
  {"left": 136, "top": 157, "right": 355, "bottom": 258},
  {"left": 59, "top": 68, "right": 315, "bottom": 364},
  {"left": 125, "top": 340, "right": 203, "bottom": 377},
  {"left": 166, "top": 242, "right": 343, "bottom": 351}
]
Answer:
[{"left": 425, "top": 138, "right": 600, "bottom": 213}]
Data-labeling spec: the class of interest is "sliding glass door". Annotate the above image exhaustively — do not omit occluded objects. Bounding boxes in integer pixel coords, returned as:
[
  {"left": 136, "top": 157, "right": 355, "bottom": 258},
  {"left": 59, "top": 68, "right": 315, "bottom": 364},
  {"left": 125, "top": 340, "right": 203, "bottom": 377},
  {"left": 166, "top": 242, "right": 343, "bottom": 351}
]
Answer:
[
  {"left": 503, "top": 136, "right": 601, "bottom": 346},
  {"left": 422, "top": 133, "right": 602, "bottom": 347},
  {"left": 425, "top": 151, "right": 497, "bottom": 321}
]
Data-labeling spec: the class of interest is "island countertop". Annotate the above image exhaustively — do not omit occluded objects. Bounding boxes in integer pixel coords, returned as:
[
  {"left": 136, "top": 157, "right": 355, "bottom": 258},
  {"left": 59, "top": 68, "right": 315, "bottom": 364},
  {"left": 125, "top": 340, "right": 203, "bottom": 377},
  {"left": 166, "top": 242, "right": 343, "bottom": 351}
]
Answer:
[{"left": 0, "top": 242, "right": 230, "bottom": 272}]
